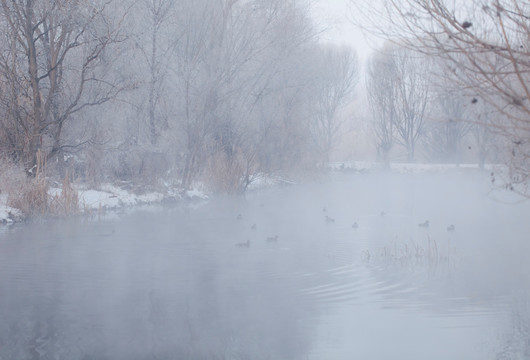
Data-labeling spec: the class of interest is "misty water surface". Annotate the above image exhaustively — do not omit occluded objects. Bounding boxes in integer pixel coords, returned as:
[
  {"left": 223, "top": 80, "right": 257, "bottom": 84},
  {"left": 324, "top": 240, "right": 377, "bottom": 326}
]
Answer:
[{"left": 1, "top": 170, "right": 529, "bottom": 359}]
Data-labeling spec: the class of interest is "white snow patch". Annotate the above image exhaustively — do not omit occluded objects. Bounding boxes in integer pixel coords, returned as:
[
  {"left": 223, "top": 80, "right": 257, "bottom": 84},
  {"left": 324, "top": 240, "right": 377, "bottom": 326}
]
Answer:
[
  {"left": 77, "top": 184, "right": 169, "bottom": 210},
  {"left": 137, "top": 192, "right": 166, "bottom": 203},
  {"left": 78, "top": 188, "right": 122, "bottom": 210},
  {"left": 331, "top": 161, "right": 497, "bottom": 174},
  {"left": 247, "top": 173, "right": 296, "bottom": 190},
  {"left": 46, "top": 183, "right": 173, "bottom": 213},
  {"left": 186, "top": 188, "right": 208, "bottom": 200},
  {"left": 0, "top": 194, "right": 22, "bottom": 223}
]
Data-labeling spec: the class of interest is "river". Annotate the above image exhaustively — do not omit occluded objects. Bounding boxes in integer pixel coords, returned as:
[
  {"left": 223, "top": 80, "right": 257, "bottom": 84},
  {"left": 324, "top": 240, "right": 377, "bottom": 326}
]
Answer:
[{"left": 0, "top": 170, "right": 529, "bottom": 359}]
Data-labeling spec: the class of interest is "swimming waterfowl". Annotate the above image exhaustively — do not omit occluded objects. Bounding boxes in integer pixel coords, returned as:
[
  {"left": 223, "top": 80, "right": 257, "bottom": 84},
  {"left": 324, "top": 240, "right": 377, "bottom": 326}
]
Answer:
[
  {"left": 447, "top": 224, "right": 455, "bottom": 232},
  {"left": 325, "top": 215, "right": 335, "bottom": 223},
  {"left": 418, "top": 220, "right": 430, "bottom": 228},
  {"left": 98, "top": 229, "right": 115, "bottom": 237},
  {"left": 235, "top": 239, "right": 250, "bottom": 247},
  {"left": 266, "top": 235, "right": 279, "bottom": 242}
]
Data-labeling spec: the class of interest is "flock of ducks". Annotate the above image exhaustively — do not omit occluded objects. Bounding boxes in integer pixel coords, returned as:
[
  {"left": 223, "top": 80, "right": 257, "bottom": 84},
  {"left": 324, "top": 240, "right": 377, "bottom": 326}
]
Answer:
[
  {"left": 325, "top": 206, "right": 455, "bottom": 232},
  {"left": 234, "top": 213, "right": 279, "bottom": 248},
  {"left": 235, "top": 206, "right": 456, "bottom": 248}
]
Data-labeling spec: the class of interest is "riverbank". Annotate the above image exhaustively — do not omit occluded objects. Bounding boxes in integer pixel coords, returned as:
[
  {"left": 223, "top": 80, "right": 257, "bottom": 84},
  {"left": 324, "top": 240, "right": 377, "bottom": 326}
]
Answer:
[
  {"left": 0, "top": 161, "right": 498, "bottom": 225},
  {"left": 0, "top": 181, "right": 209, "bottom": 224},
  {"left": 1, "top": 166, "right": 525, "bottom": 359},
  {"left": 0, "top": 172, "right": 295, "bottom": 224},
  {"left": 0, "top": 200, "right": 22, "bottom": 224}
]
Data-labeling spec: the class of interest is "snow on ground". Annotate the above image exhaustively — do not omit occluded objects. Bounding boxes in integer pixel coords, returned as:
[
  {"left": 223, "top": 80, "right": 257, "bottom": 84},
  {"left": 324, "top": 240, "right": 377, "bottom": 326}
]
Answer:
[
  {"left": 330, "top": 161, "right": 498, "bottom": 174},
  {"left": 65, "top": 183, "right": 208, "bottom": 211},
  {"left": 74, "top": 184, "right": 207, "bottom": 211},
  {"left": 0, "top": 194, "right": 22, "bottom": 224},
  {"left": 0, "top": 162, "right": 499, "bottom": 224},
  {"left": 0, "top": 182, "right": 209, "bottom": 224},
  {"left": 186, "top": 188, "right": 209, "bottom": 200},
  {"left": 247, "top": 173, "right": 297, "bottom": 190}
]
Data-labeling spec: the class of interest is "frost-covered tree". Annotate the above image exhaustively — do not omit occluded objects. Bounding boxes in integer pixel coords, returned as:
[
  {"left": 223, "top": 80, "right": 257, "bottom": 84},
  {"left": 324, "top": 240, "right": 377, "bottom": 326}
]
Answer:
[
  {"left": 351, "top": 0, "right": 530, "bottom": 193},
  {"left": 0, "top": 0, "right": 128, "bottom": 172},
  {"left": 170, "top": 0, "right": 320, "bottom": 191},
  {"left": 423, "top": 89, "right": 473, "bottom": 164},
  {"left": 309, "top": 45, "right": 358, "bottom": 163},
  {"left": 366, "top": 45, "right": 397, "bottom": 166},
  {"left": 391, "top": 47, "right": 430, "bottom": 162},
  {"left": 366, "top": 44, "right": 430, "bottom": 162},
  {"left": 138, "top": 0, "right": 177, "bottom": 146}
]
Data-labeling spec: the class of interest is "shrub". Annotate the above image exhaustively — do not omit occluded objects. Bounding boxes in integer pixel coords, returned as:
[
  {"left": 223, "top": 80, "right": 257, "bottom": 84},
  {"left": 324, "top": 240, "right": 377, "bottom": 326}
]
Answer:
[
  {"left": 0, "top": 156, "right": 27, "bottom": 201},
  {"left": 0, "top": 155, "right": 47, "bottom": 215},
  {"left": 5, "top": 172, "right": 49, "bottom": 216},
  {"left": 204, "top": 149, "right": 250, "bottom": 194}
]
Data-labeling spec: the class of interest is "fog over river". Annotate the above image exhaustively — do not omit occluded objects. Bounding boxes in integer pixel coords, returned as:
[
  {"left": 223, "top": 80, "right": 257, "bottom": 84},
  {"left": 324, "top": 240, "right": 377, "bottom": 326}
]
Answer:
[{"left": 1, "top": 170, "right": 529, "bottom": 359}]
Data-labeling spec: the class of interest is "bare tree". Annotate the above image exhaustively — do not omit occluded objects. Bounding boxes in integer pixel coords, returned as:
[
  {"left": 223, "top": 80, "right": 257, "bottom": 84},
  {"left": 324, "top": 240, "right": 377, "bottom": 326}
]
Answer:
[
  {"left": 394, "top": 48, "right": 431, "bottom": 162},
  {"left": 470, "top": 104, "right": 499, "bottom": 170},
  {"left": 366, "top": 44, "right": 430, "bottom": 163},
  {"left": 170, "top": 0, "right": 237, "bottom": 189},
  {"left": 373, "top": 45, "right": 430, "bottom": 162},
  {"left": 309, "top": 45, "right": 359, "bottom": 164},
  {"left": 423, "top": 89, "right": 473, "bottom": 164},
  {"left": 135, "top": 0, "right": 176, "bottom": 145},
  {"left": 171, "top": 0, "right": 318, "bottom": 191},
  {"left": 351, "top": 0, "right": 530, "bottom": 192},
  {"left": 0, "top": 0, "right": 127, "bottom": 172},
  {"left": 366, "top": 45, "right": 397, "bottom": 167}
]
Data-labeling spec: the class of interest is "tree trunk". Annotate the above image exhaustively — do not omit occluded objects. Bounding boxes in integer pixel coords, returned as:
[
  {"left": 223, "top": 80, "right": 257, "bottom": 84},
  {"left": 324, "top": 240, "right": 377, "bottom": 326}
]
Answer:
[
  {"left": 148, "top": 23, "right": 158, "bottom": 145},
  {"left": 25, "top": 2, "right": 43, "bottom": 173}
]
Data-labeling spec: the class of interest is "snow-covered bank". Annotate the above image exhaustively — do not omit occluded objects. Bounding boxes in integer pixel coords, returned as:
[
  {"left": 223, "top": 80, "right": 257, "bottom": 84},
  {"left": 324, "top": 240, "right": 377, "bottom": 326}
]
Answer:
[
  {"left": 247, "top": 173, "right": 297, "bottom": 190},
  {"left": 1, "top": 173, "right": 289, "bottom": 223},
  {"left": 0, "top": 195, "right": 22, "bottom": 224},
  {"left": 0, "top": 162, "right": 503, "bottom": 224},
  {"left": 329, "top": 161, "right": 498, "bottom": 174},
  {"left": 62, "top": 183, "right": 211, "bottom": 212},
  {"left": 0, "top": 182, "right": 209, "bottom": 224},
  {"left": 49, "top": 184, "right": 167, "bottom": 211}
]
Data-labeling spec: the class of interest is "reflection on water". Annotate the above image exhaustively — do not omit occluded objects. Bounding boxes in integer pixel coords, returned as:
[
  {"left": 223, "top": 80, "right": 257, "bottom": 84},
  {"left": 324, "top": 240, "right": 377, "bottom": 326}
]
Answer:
[{"left": 0, "top": 171, "right": 529, "bottom": 359}]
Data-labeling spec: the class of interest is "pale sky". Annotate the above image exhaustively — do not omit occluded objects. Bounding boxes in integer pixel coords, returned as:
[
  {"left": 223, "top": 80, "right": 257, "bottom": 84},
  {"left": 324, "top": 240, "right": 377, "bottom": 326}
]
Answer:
[
  {"left": 310, "top": 0, "right": 382, "bottom": 160},
  {"left": 310, "top": 0, "right": 381, "bottom": 64}
]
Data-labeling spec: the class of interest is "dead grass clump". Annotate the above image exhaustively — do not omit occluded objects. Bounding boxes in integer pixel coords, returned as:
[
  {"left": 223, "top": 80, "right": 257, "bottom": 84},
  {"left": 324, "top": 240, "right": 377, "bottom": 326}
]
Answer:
[
  {"left": 49, "top": 171, "right": 79, "bottom": 215},
  {"left": 204, "top": 149, "right": 250, "bottom": 194},
  {"left": 5, "top": 150, "right": 49, "bottom": 215},
  {"left": 2, "top": 150, "right": 81, "bottom": 217},
  {"left": 8, "top": 174, "right": 49, "bottom": 215},
  {"left": 362, "top": 236, "right": 458, "bottom": 273},
  {"left": 0, "top": 156, "right": 27, "bottom": 199},
  {"left": 0, "top": 153, "right": 47, "bottom": 215}
]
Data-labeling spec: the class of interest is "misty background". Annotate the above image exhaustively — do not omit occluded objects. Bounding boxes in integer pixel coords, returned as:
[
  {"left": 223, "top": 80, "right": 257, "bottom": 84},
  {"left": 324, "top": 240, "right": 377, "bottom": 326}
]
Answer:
[
  {"left": 0, "top": 0, "right": 529, "bottom": 359},
  {"left": 1, "top": 0, "right": 524, "bottom": 195}
]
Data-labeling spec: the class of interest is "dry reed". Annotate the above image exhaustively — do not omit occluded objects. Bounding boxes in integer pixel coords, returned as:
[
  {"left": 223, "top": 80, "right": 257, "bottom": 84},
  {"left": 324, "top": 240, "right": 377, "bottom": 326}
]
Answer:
[
  {"left": 49, "top": 171, "right": 80, "bottom": 215},
  {"left": 362, "top": 235, "right": 458, "bottom": 272}
]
